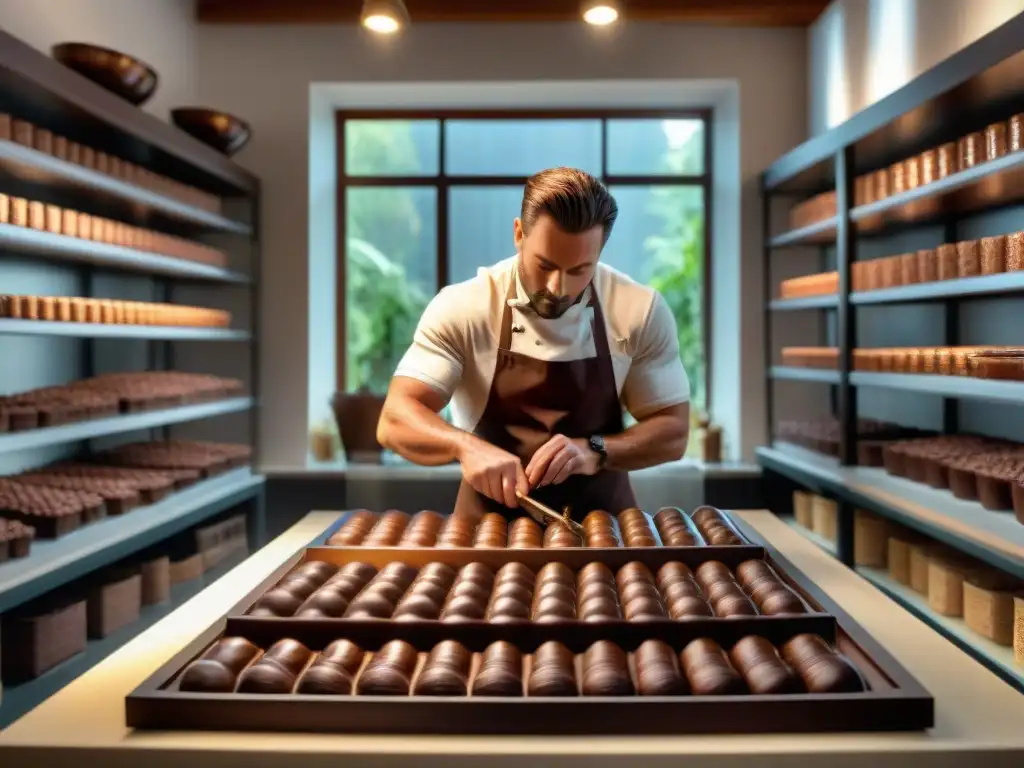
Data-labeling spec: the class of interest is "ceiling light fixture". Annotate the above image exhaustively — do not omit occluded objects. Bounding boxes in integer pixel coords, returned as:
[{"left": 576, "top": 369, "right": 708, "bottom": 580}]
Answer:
[
  {"left": 361, "top": 0, "right": 410, "bottom": 34},
  {"left": 581, "top": 0, "right": 621, "bottom": 26}
]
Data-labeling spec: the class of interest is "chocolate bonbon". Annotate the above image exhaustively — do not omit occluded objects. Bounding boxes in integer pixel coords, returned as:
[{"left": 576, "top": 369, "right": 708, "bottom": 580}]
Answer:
[
  {"left": 635, "top": 639, "right": 689, "bottom": 696},
  {"left": 527, "top": 641, "right": 577, "bottom": 697},
  {"left": 356, "top": 640, "right": 418, "bottom": 695},
  {"left": 680, "top": 638, "right": 746, "bottom": 696},
  {"left": 730, "top": 636, "right": 801, "bottom": 694},
  {"left": 581, "top": 640, "right": 634, "bottom": 696},
  {"left": 472, "top": 641, "right": 523, "bottom": 697},
  {"left": 414, "top": 640, "right": 472, "bottom": 696},
  {"left": 781, "top": 634, "right": 865, "bottom": 693}
]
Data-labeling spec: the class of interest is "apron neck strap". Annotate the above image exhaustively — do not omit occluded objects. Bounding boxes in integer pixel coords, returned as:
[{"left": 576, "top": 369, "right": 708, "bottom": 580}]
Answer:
[{"left": 499, "top": 268, "right": 610, "bottom": 358}]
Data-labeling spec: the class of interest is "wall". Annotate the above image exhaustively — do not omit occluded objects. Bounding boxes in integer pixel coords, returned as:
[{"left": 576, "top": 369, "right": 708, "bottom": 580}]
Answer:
[
  {"left": 196, "top": 21, "right": 809, "bottom": 468},
  {"left": 0, "top": 0, "right": 204, "bottom": 473},
  {"left": 809, "top": 0, "right": 1024, "bottom": 134}
]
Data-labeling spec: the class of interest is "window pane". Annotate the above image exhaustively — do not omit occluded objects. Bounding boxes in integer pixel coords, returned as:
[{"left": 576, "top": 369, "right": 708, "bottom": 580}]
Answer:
[
  {"left": 606, "top": 119, "right": 705, "bottom": 176},
  {"left": 344, "top": 119, "right": 440, "bottom": 176},
  {"left": 605, "top": 185, "right": 706, "bottom": 416},
  {"left": 345, "top": 187, "right": 437, "bottom": 393},
  {"left": 444, "top": 119, "right": 602, "bottom": 176},
  {"left": 447, "top": 186, "right": 522, "bottom": 284}
]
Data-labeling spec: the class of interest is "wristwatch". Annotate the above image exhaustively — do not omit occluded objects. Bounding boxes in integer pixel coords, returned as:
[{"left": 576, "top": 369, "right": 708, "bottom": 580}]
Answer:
[{"left": 588, "top": 435, "right": 608, "bottom": 469}]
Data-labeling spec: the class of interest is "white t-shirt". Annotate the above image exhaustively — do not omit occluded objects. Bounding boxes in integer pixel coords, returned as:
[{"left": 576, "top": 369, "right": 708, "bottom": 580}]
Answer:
[{"left": 394, "top": 257, "right": 691, "bottom": 431}]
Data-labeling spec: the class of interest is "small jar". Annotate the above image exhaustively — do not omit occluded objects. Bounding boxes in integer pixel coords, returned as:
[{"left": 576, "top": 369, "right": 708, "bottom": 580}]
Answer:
[
  {"left": 937, "top": 142, "right": 958, "bottom": 178},
  {"left": 937, "top": 243, "right": 958, "bottom": 280},
  {"left": 906, "top": 348, "right": 922, "bottom": 373},
  {"left": 904, "top": 155, "right": 921, "bottom": 189},
  {"left": 1006, "top": 231, "right": 1024, "bottom": 271},
  {"left": 900, "top": 252, "right": 920, "bottom": 284},
  {"left": 980, "top": 235, "right": 1006, "bottom": 275},
  {"left": 882, "top": 256, "right": 904, "bottom": 287},
  {"left": 919, "top": 149, "right": 938, "bottom": 185},
  {"left": 936, "top": 348, "right": 954, "bottom": 375},
  {"left": 970, "top": 351, "right": 1024, "bottom": 381},
  {"left": 874, "top": 168, "right": 890, "bottom": 200},
  {"left": 890, "top": 160, "right": 907, "bottom": 195},
  {"left": 917, "top": 248, "right": 938, "bottom": 282},
  {"left": 1010, "top": 113, "right": 1023, "bottom": 152},
  {"left": 921, "top": 348, "right": 938, "bottom": 374},
  {"left": 957, "top": 239, "right": 981, "bottom": 278},
  {"left": 959, "top": 132, "right": 983, "bottom": 169},
  {"left": 984, "top": 121, "right": 1008, "bottom": 161}
]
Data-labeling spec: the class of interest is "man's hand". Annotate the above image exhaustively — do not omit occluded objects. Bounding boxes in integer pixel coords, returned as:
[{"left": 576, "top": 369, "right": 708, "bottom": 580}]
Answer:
[
  {"left": 525, "top": 435, "right": 600, "bottom": 489},
  {"left": 457, "top": 435, "right": 529, "bottom": 508}
]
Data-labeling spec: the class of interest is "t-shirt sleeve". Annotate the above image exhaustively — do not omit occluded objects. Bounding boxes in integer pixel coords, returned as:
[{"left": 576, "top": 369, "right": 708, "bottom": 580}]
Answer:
[
  {"left": 621, "top": 291, "right": 691, "bottom": 419},
  {"left": 392, "top": 288, "right": 465, "bottom": 401}
]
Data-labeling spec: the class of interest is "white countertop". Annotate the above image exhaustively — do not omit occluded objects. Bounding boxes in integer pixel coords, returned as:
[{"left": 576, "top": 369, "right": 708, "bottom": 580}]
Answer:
[{"left": 2, "top": 510, "right": 1023, "bottom": 767}]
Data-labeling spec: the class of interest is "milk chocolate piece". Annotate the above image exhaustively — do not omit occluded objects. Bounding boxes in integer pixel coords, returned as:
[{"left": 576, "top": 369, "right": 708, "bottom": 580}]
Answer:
[
  {"left": 635, "top": 639, "right": 688, "bottom": 696},
  {"left": 237, "top": 662, "right": 297, "bottom": 694},
  {"left": 528, "top": 641, "right": 577, "bottom": 697},
  {"left": 204, "top": 636, "right": 260, "bottom": 673},
  {"left": 472, "top": 641, "right": 523, "bottom": 697},
  {"left": 680, "top": 638, "right": 746, "bottom": 696},
  {"left": 581, "top": 641, "right": 634, "bottom": 696},
  {"left": 730, "top": 636, "right": 802, "bottom": 694},
  {"left": 179, "top": 659, "right": 237, "bottom": 693},
  {"left": 357, "top": 640, "right": 417, "bottom": 695},
  {"left": 414, "top": 640, "right": 472, "bottom": 696},
  {"left": 295, "top": 664, "right": 353, "bottom": 695},
  {"left": 780, "top": 634, "right": 865, "bottom": 693}
]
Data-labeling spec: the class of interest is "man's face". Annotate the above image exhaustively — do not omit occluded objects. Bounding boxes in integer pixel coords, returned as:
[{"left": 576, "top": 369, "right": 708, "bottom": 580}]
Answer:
[{"left": 514, "top": 213, "right": 602, "bottom": 319}]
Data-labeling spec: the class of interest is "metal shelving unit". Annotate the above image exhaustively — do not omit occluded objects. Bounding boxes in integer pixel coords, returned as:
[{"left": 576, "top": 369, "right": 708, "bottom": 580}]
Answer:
[
  {"left": 0, "top": 27, "right": 265, "bottom": 724},
  {"left": 0, "top": 318, "right": 251, "bottom": 340},
  {"left": 758, "top": 12, "right": 1024, "bottom": 686}
]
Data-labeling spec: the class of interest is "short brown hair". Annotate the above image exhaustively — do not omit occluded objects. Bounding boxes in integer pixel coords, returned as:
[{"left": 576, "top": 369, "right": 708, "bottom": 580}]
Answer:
[{"left": 520, "top": 167, "right": 618, "bottom": 243}]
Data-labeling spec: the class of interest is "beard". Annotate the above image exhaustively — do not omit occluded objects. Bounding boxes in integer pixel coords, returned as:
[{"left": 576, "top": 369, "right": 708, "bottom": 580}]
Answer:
[{"left": 529, "top": 290, "right": 575, "bottom": 319}]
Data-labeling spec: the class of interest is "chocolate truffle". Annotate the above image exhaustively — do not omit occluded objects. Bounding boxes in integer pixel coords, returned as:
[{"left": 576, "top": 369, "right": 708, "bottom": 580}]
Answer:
[
  {"left": 263, "top": 638, "right": 312, "bottom": 675},
  {"left": 581, "top": 641, "right": 634, "bottom": 696},
  {"left": 780, "top": 635, "right": 865, "bottom": 693},
  {"left": 758, "top": 589, "right": 807, "bottom": 615},
  {"left": 356, "top": 640, "right": 417, "bottom": 696},
  {"left": 730, "top": 636, "right": 801, "bottom": 694},
  {"left": 527, "top": 641, "right": 578, "bottom": 697},
  {"left": 442, "top": 594, "right": 487, "bottom": 620},
  {"left": 413, "top": 640, "right": 472, "bottom": 696},
  {"left": 694, "top": 561, "right": 734, "bottom": 589},
  {"left": 680, "top": 638, "right": 746, "bottom": 696},
  {"left": 296, "top": 664, "right": 353, "bottom": 695},
  {"left": 204, "top": 636, "right": 260, "bottom": 673},
  {"left": 668, "top": 595, "right": 713, "bottom": 619},
  {"left": 656, "top": 561, "right": 693, "bottom": 588},
  {"left": 735, "top": 559, "right": 779, "bottom": 587},
  {"left": 254, "top": 587, "right": 304, "bottom": 617},
  {"left": 393, "top": 593, "right": 442, "bottom": 620},
  {"left": 635, "top": 640, "right": 689, "bottom": 696},
  {"left": 623, "top": 595, "right": 668, "bottom": 620},
  {"left": 472, "top": 641, "right": 524, "bottom": 697},
  {"left": 616, "top": 561, "right": 655, "bottom": 587},
  {"left": 487, "top": 595, "right": 531, "bottom": 621},
  {"left": 179, "top": 659, "right": 237, "bottom": 693},
  {"left": 339, "top": 561, "right": 378, "bottom": 583},
  {"left": 237, "top": 661, "right": 297, "bottom": 694},
  {"left": 492, "top": 581, "right": 532, "bottom": 605},
  {"left": 345, "top": 592, "right": 395, "bottom": 618},
  {"left": 299, "top": 587, "right": 350, "bottom": 617},
  {"left": 712, "top": 592, "right": 759, "bottom": 617},
  {"left": 537, "top": 562, "right": 574, "bottom": 584}
]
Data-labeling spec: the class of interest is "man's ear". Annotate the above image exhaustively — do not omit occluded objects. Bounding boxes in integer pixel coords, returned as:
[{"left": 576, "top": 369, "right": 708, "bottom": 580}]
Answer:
[{"left": 513, "top": 217, "right": 524, "bottom": 252}]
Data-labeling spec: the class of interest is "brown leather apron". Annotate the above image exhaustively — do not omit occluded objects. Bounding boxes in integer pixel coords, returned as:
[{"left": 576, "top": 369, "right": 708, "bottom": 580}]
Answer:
[{"left": 452, "top": 271, "right": 637, "bottom": 521}]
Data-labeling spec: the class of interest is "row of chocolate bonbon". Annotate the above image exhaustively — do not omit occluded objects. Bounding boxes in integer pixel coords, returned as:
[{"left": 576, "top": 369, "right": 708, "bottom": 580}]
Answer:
[
  {"left": 245, "top": 558, "right": 808, "bottom": 620},
  {"left": 0, "top": 295, "right": 231, "bottom": 328},
  {"left": 0, "top": 113, "right": 222, "bottom": 214},
  {"left": 692, "top": 506, "right": 745, "bottom": 546},
  {"left": 326, "top": 506, "right": 735, "bottom": 549},
  {"left": 177, "top": 634, "right": 865, "bottom": 696}
]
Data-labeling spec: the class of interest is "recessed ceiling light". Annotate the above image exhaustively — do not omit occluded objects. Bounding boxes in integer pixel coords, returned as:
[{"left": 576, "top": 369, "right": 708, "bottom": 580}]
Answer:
[
  {"left": 361, "top": 0, "right": 409, "bottom": 34},
  {"left": 581, "top": 1, "right": 621, "bottom": 26}
]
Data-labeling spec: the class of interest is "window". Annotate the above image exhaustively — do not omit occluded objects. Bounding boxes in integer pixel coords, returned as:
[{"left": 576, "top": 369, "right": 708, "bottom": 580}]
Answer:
[{"left": 337, "top": 110, "right": 710, "bottom": 416}]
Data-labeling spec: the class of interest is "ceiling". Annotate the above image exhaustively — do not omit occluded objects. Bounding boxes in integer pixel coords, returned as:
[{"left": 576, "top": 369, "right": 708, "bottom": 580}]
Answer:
[{"left": 196, "top": 0, "right": 832, "bottom": 27}]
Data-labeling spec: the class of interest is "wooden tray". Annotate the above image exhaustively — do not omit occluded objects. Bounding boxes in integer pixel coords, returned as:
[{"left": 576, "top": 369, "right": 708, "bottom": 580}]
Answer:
[{"left": 126, "top": 512, "right": 934, "bottom": 735}]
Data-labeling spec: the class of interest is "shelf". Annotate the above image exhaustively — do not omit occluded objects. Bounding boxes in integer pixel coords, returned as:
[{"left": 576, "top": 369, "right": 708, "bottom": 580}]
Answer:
[
  {"left": 769, "top": 366, "right": 841, "bottom": 383},
  {"left": 0, "top": 140, "right": 251, "bottom": 234},
  {"left": 851, "top": 150, "right": 1024, "bottom": 228},
  {"left": 0, "top": 30, "right": 256, "bottom": 194},
  {"left": 756, "top": 442, "right": 1024, "bottom": 578},
  {"left": 768, "top": 217, "right": 836, "bottom": 248},
  {"left": 0, "top": 467, "right": 263, "bottom": 613},
  {"left": 0, "top": 223, "right": 249, "bottom": 283},
  {"left": 857, "top": 566, "right": 1023, "bottom": 694},
  {"left": 0, "top": 545, "right": 252, "bottom": 728},
  {"left": 0, "top": 397, "right": 254, "bottom": 455},
  {"left": 0, "top": 318, "right": 250, "bottom": 341},
  {"left": 762, "top": 13, "right": 1024, "bottom": 190},
  {"left": 781, "top": 516, "right": 837, "bottom": 556},
  {"left": 851, "top": 271, "right": 1024, "bottom": 305},
  {"left": 850, "top": 372, "right": 1024, "bottom": 405},
  {"left": 769, "top": 295, "right": 838, "bottom": 310}
]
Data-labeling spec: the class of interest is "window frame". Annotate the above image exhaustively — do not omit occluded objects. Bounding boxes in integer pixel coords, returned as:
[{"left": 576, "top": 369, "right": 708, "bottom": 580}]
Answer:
[{"left": 335, "top": 108, "right": 713, "bottom": 408}]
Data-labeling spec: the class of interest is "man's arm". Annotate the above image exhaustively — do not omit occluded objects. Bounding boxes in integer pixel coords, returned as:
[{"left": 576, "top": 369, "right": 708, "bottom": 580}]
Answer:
[
  {"left": 378, "top": 378, "right": 528, "bottom": 507},
  {"left": 377, "top": 377, "right": 464, "bottom": 466},
  {"left": 526, "top": 404, "right": 688, "bottom": 487}
]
